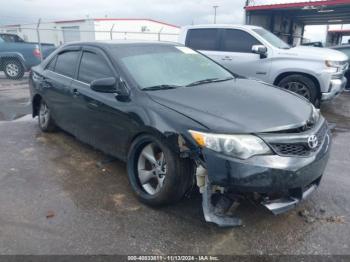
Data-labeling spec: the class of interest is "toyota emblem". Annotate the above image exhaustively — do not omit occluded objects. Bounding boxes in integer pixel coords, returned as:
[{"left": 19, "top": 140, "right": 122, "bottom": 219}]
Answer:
[{"left": 307, "top": 135, "right": 318, "bottom": 149}]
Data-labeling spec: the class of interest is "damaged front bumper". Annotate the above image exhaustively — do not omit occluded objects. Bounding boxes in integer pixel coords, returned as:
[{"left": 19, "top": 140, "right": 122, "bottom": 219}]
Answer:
[{"left": 198, "top": 123, "right": 331, "bottom": 226}]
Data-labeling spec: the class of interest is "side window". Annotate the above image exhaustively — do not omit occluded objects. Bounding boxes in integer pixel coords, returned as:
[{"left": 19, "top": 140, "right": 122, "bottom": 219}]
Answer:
[
  {"left": 55, "top": 51, "right": 80, "bottom": 78},
  {"left": 46, "top": 56, "right": 57, "bottom": 71},
  {"left": 222, "top": 29, "right": 261, "bottom": 53},
  {"left": 186, "top": 29, "right": 219, "bottom": 51},
  {"left": 78, "top": 51, "right": 113, "bottom": 84}
]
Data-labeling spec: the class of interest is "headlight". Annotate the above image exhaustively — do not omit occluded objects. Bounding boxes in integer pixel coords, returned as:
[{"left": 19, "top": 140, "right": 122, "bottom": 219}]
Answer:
[
  {"left": 325, "top": 60, "right": 342, "bottom": 68},
  {"left": 189, "top": 130, "right": 272, "bottom": 159},
  {"left": 325, "top": 60, "right": 348, "bottom": 73}
]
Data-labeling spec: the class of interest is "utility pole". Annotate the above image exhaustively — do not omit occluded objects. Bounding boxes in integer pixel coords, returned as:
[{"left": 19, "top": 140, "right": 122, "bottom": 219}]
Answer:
[
  {"left": 36, "top": 18, "right": 43, "bottom": 61},
  {"left": 213, "top": 5, "right": 219, "bottom": 24}
]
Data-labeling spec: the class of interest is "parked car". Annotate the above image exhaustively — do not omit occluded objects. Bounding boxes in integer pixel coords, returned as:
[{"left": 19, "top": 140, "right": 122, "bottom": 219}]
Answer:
[
  {"left": 0, "top": 33, "right": 55, "bottom": 79},
  {"left": 179, "top": 25, "right": 348, "bottom": 106},
  {"left": 331, "top": 44, "right": 350, "bottom": 90},
  {"left": 29, "top": 41, "right": 331, "bottom": 226}
]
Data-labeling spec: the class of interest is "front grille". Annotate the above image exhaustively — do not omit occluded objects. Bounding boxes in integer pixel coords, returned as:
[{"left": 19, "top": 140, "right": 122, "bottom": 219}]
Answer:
[
  {"left": 273, "top": 143, "right": 309, "bottom": 156},
  {"left": 271, "top": 122, "right": 328, "bottom": 157}
]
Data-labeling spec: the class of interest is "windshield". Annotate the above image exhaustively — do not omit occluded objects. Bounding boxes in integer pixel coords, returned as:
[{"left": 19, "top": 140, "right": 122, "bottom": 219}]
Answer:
[
  {"left": 0, "top": 34, "right": 24, "bottom": 43},
  {"left": 253, "top": 28, "right": 290, "bottom": 49},
  {"left": 111, "top": 44, "right": 234, "bottom": 90}
]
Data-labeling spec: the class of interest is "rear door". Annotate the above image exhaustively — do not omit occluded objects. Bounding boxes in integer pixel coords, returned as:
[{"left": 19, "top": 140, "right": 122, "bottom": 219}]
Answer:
[{"left": 41, "top": 47, "right": 81, "bottom": 131}]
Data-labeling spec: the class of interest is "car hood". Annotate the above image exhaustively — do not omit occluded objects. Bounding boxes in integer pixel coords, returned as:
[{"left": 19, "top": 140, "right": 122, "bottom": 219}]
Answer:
[
  {"left": 278, "top": 46, "right": 348, "bottom": 62},
  {"left": 148, "top": 78, "right": 313, "bottom": 133}
]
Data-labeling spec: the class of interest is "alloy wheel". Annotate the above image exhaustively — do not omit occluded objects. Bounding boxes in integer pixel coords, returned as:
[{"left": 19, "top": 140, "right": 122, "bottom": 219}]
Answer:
[
  {"left": 137, "top": 142, "right": 167, "bottom": 195},
  {"left": 5, "top": 63, "right": 20, "bottom": 77},
  {"left": 282, "top": 81, "right": 311, "bottom": 100},
  {"left": 39, "top": 102, "right": 50, "bottom": 128}
]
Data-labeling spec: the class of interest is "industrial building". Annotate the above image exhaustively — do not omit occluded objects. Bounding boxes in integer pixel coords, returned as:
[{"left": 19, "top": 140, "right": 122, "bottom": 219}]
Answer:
[
  {"left": 0, "top": 18, "right": 180, "bottom": 46},
  {"left": 245, "top": 0, "right": 350, "bottom": 46}
]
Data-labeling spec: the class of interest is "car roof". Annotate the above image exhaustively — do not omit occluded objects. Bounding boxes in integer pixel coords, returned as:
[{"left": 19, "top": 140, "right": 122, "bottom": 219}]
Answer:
[
  {"left": 181, "top": 24, "right": 262, "bottom": 30},
  {"left": 63, "top": 40, "right": 180, "bottom": 48}
]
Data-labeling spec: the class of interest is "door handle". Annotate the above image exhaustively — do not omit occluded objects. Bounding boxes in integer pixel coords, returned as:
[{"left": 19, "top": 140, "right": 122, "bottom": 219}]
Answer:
[
  {"left": 221, "top": 56, "right": 233, "bottom": 61},
  {"left": 72, "top": 88, "right": 80, "bottom": 96},
  {"left": 88, "top": 102, "right": 99, "bottom": 108}
]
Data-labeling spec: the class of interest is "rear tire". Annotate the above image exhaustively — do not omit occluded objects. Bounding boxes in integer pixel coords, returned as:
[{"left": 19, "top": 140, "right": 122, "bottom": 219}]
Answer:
[
  {"left": 277, "top": 74, "right": 319, "bottom": 105},
  {"left": 127, "top": 134, "right": 195, "bottom": 206},
  {"left": 38, "top": 100, "right": 57, "bottom": 132},
  {"left": 3, "top": 59, "right": 25, "bottom": 80}
]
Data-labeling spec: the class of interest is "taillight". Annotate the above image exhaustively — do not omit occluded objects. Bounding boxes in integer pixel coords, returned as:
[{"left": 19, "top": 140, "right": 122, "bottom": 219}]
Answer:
[{"left": 33, "top": 47, "right": 41, "bottom": 58}]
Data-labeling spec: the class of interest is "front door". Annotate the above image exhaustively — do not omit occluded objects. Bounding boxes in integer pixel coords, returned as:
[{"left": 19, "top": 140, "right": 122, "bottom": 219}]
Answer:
[
  {"left": 216, "top": 29, "right": 271, "bottom": 82},
  {"left": 69, "top": 47, "right": 132, "bottom": 158}
]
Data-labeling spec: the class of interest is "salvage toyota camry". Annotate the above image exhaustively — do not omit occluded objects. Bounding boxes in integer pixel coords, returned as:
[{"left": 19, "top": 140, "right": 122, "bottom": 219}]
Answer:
[{"left": 29, "top": 41, "right": 331, "bottom": 226}]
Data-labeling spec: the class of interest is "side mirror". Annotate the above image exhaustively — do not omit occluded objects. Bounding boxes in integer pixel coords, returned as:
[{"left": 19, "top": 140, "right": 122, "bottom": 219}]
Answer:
[
  {"left": 252, "top": 45, "right": 267, "bottom": 58},
  {"left": 115, "top": 79, "right": 130, "bottom": 101},
  {"left": 90, "top": 77, "right": 117, "bottom": 93}
]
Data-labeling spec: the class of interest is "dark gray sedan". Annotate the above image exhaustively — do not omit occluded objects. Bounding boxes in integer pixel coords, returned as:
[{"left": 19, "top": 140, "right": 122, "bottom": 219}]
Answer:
[{"left": 29, "top": 41, "right": 331, "bottom": 226}]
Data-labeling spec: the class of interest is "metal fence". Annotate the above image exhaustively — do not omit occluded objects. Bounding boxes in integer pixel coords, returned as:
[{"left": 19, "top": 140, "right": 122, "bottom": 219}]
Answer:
[{"left": 0, "top": 19, "right": 180, "bottom": 61}]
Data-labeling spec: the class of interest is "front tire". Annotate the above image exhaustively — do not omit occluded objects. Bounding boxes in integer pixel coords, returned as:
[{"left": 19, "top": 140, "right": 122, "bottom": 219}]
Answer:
[
  {"left": 127, "top": 134, "right": 194, "bottom": 206},
  {"left": 38, "top": 100, "right": 57, "bottom": 132},
  {"left": 277, "top": 74, "right": 319, "bottom": 106},
  {"left": 3, "top": 59, "right": 25, "bottom": 80}
]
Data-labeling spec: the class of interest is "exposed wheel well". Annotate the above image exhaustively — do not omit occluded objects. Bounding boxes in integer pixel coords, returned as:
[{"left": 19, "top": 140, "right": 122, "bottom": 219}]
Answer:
[
  {"left": 274, "top": 72, "right": 321, "bottom": 99},
  {"left": 32, "top": 94, "right": 42, "bottom": 117},
  {"left": 126, "top": 129, "right": 190, "bottom": 160}
]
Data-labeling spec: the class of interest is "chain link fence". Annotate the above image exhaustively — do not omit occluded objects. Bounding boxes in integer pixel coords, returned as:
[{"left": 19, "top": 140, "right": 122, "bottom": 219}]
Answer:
[{"left": 0, "top": 19, "right": 180, "bottom": 61}]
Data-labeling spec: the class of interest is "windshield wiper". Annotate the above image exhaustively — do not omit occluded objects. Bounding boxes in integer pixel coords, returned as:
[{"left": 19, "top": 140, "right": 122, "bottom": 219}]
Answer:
[
  {"left": 186, "top": 77, "right": 234, "bottom": 87},
  {"left": 142, "top": 85, "right": 181, "bottom": 91}
]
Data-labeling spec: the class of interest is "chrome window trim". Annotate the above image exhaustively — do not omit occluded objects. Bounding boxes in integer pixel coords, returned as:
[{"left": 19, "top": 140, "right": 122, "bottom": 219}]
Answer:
[{"left": 46, "top": 69, "right": 90, "bottom": 86}]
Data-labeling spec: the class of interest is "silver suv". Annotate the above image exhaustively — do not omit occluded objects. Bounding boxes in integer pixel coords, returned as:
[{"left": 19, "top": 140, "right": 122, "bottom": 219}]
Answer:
[{"left": 179, "top": 24, "right": 348, "bottom": 106}]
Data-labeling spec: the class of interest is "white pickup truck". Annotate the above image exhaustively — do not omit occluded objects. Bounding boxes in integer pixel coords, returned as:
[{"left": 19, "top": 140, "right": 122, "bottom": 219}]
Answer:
[{"left": 179, "top": 25, "right": 348, "bottom": 106}]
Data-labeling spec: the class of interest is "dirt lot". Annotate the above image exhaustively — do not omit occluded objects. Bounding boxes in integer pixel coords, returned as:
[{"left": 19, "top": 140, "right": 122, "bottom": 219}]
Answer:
[{"left": 0, "top": 72, "right": 349, "bottom": 255}]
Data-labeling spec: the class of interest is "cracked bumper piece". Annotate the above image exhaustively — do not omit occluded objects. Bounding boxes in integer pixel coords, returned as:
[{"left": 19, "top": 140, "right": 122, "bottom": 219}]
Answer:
[
  {"left": 202, "top": 131, "right": 331, "bottom": 212},
  {"left": 262, "top": 181, "right": 318, "bottom": 215},
  {"left": 322, "top": 77, "right": 347, "bottom": 101}
]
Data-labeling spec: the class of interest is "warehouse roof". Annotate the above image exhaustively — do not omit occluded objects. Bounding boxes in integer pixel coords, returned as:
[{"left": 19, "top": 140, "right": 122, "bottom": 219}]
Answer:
[
  {"left": 245, "top": 0, "right": 350, "bottom": 25},
  {"left": 245, "top": 0, "right": 349, "bottom": 10}
]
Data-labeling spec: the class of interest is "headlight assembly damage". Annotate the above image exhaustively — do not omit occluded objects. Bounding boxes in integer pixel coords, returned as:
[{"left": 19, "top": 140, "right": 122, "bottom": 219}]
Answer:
[{"left": 187, "top": 117, "right": 331, "bottom": 227}]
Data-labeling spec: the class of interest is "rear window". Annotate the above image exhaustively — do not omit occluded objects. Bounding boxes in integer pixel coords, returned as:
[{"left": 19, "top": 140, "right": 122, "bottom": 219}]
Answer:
[
  {"left": 186, "top": 29, "right": 219, "bottom": 51},
  {"left": 46, "top": 57, "right": 57, "bottom": 71},
  {"left": 54, "top": 51, "right": 80, "bottom": 78}
]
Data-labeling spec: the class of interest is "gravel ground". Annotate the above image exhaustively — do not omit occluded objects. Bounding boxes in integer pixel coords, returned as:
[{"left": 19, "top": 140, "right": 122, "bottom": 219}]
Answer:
[{"left": 0, "top": 73, "right": 349, "bottom": 255}]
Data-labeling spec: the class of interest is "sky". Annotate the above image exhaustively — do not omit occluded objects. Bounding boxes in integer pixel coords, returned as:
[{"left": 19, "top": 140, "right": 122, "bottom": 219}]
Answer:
[
  {"left": 0, "top": 0, "right": 348, "bottom": 43},
  {"left": 0, "top": 0, "right": 246, "bottom": 26}
]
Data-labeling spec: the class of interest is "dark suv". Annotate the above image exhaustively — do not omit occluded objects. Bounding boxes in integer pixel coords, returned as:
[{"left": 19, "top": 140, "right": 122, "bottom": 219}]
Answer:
[{"left": 29, "top": 41, "right": 331, "bottom": 226}]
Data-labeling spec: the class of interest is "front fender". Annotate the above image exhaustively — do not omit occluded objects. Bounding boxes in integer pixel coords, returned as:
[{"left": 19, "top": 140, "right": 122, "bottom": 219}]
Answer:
[
  {"left": 123, "top": 101, "right": 207, "bottom": 160},
  {"left": 268, "top": 57, "right": 323, "bottom": 87}
]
